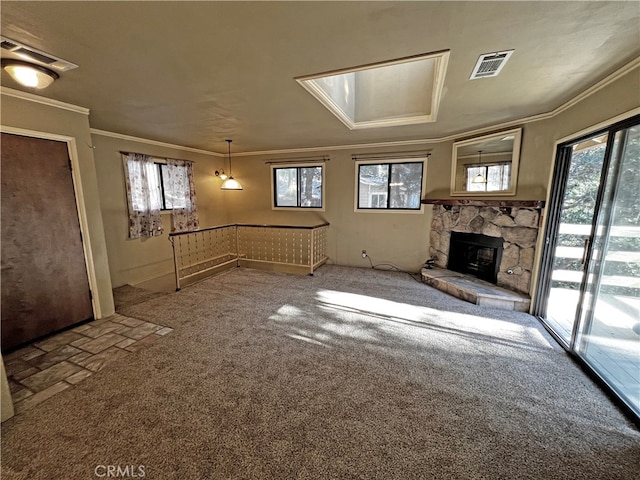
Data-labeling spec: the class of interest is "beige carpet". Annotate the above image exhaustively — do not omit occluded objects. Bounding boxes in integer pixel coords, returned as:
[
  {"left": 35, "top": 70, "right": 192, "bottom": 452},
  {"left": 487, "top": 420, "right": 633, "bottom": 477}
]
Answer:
[{"left": 2, "top": 266, "right": 638, "bottom": 479}]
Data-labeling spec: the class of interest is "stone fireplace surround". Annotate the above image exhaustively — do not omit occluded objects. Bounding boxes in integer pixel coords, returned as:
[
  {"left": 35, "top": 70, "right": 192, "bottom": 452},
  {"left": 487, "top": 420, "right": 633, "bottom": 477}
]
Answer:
[{"left": 425, "top": 200, "right": 545, "bottom": 295}]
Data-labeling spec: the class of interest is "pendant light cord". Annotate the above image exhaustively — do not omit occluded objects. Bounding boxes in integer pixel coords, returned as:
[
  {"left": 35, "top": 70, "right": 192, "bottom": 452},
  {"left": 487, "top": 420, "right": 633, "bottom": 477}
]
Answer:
[{"left": 226, "top": 139, "right": 233, "bottom": 176}]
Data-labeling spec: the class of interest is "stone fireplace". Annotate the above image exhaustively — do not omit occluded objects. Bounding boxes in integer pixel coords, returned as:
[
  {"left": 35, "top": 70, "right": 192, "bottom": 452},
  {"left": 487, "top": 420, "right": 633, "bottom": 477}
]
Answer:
[{"left": 427, "top": 200, "right": 544, "bottom": 295}]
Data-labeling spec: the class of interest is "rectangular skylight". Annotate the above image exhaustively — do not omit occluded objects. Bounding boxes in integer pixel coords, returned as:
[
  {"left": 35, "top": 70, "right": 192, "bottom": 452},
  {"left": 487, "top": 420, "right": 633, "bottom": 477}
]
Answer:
[{"left": 296, "top": 50, "right": 450, "bottom": 130}]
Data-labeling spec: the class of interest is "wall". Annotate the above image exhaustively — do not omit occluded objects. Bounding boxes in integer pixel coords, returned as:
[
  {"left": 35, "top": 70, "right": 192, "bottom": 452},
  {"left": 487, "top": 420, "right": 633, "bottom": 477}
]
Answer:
[
  {"left": 177, "top": 67, "right": 639, "bottom": 278},
  {"left": 425, "top": 66, "right": 639, "bottom": 202},
  {"left": 228, "top": 147, "right": 433, "bottom": 272},
  {"left": 0, "top": 91, "right": 115, "bottom": 318},
  {"left": 91, "top": 133, "right": 231, "bottom": 287},
  {"left": 6, "top": 67, "right": 633, "bottom": 293},
  {"left": 426, "top": 66, "right": 639, "bottom": 298},
  {"left": 1, "top": 356, "right": 14, "bottom": 422}
]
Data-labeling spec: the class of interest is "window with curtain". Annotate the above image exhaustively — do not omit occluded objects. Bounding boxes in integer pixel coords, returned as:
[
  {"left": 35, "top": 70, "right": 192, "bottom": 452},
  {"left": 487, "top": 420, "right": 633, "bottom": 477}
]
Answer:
[
  {"left": 164, "top": 158, "right": 199, "bottom": 232},
  {"left": 122, "top": 153, "right": 199, "bottom": 238},
  {"left": 122, "top": 153, "right": 164, "bottom": 239}
]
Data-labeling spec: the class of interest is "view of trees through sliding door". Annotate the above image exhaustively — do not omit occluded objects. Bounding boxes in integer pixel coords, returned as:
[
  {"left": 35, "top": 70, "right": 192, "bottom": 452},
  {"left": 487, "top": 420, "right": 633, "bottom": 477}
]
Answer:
[{"left": 535, "top": 115, "right": 639, "bottom": 419}]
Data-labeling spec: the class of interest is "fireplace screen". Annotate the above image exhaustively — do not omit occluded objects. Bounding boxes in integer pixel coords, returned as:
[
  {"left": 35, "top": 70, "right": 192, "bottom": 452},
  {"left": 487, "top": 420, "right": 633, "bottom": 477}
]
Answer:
[{"left": 448, "top": 232, "right": 503, "bottom": 283}]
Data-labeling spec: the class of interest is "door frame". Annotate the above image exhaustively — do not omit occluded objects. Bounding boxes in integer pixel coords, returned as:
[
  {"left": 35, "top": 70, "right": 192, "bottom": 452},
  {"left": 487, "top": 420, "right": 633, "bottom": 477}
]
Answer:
[
  {"left": 531, "top": 109, "right": 640, "bottom": 424},
  {"left": 1, "top": 126, "right": 102, "bottom": 319},
  {"left": 530, "top": 107, "right": 640, "bottom": 314}
]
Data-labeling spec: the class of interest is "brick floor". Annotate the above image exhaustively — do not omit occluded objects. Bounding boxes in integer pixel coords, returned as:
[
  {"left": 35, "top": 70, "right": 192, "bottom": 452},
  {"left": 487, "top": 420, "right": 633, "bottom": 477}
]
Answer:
[{"left": 3, "top": 314, "right": 172, "bottom": 415}]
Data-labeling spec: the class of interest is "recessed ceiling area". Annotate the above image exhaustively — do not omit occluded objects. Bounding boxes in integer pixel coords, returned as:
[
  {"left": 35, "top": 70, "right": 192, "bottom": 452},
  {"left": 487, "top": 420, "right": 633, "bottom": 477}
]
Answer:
[
  {"left": 0, "top": 1, "right": 638, "bottom": 153},
  {"left": 296, "top": 51, "right": 449, "bottom": 129}
]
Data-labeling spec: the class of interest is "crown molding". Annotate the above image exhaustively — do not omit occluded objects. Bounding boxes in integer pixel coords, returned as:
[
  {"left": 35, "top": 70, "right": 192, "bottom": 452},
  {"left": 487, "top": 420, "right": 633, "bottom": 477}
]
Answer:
[
  {"left": 550, "top": 56, "right": 640, "bottom": 117},
  {"left": 1, "top": 86, "right": 90, "bottom": 114},
  {"left": 90, "top": 129, "right": 222, "bottom": 157},
  {"left": 237, "top": 56, "right": 640, "bottom": 156},
  {"left": 13, "top": 55, "right": 635, "bottom": 157}
]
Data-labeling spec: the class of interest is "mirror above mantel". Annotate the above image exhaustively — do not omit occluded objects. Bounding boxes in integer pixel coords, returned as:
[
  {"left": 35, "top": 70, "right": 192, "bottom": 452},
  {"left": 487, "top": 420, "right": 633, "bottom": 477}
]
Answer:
[{"left": 451, "top": 128, "right": 522, "bottom": 196}]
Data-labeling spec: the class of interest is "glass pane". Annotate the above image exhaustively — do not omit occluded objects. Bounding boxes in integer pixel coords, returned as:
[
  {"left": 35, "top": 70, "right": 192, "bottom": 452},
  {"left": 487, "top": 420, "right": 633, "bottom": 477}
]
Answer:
[
  {"left": 546, "top": 133, "right": 608, "bottom": 343},
  {"left": 299, "top": 166, "right": 322, "bottom": 207},
  {"left": 160, "top": 164, "right": 188, "bottom": 210},
  {"left": 358, "top": 164, "right": 389, "bottom": 208},
  {"left": 486, "top": 164, "right": 510, "bottom": 191},
  {"left": 389, "top": 163, "right": 422, "bottom": 209},
  {"left": 275, "top": 168, "right": 297, "bottom": 207},
  {"left": 127, "top": 159, "right": 162, "bottom": 211},
  {"left": 466, "top": 166, "right": 487, "bottom": 192},
  {"left": 576, "top": 125, "right": 640, "bottom": 415}
]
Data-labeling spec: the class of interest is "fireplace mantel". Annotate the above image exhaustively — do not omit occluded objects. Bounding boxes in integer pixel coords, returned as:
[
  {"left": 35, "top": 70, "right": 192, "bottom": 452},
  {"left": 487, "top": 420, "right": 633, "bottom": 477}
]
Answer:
[{"left": 421, "top": 199, "right": 545, "bottom": 209}]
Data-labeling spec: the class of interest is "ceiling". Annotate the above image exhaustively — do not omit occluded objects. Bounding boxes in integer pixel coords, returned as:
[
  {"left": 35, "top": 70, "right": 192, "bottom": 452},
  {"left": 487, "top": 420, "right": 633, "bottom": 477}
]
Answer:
[{"left": 1, "top": 1, "right": 639, "bottom": 154}]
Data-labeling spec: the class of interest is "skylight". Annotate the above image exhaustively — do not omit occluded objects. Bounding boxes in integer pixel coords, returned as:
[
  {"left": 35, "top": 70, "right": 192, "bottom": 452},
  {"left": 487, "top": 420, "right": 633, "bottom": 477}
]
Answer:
[{"left": 296, "top": 50, "right": 450, "bottom": 130}]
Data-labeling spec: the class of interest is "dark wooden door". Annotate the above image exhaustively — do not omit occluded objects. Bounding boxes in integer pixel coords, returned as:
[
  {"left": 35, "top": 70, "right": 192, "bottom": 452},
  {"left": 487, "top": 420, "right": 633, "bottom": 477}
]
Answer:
[{"left": 1, "top": 133, "right": 93, "bottom": 350}]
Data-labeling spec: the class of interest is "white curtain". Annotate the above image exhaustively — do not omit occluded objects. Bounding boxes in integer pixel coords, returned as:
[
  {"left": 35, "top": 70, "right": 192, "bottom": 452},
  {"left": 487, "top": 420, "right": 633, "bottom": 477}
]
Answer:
[
  {"left": 165, "top": 158, "right": 199, "bottom": 233},
  {"left": 122, "top": 153, "right": 164, "bottom": 238}
]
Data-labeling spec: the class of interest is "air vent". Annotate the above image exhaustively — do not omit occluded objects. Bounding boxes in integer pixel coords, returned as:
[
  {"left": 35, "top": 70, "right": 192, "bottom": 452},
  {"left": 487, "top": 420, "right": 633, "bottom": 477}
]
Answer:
[
  {"left": 0, "top": 36, "right": 78, "bottom": 72},
  {"left": 470, "top": 50, "right": 514, "bottom": 79},
  {"left": 0, "top": 40, "right": 18, "bottom": 50}
]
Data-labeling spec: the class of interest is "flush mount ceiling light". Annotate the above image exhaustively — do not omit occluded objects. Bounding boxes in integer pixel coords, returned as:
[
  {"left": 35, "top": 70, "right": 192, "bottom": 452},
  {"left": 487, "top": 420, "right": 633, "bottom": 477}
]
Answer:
[
  {"left": 220, "top": 140, "right": 243, "bottom": 190},
  {"left": 1, "top": 59, "right": 58, "bottom": 89},
  {"left": 296, "top": 50, "right": 450, "bottom": 130}
]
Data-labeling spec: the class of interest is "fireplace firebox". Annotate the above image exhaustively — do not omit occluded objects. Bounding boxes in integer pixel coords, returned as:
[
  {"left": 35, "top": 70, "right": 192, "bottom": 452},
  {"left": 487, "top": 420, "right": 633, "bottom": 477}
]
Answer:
[{"left": 448, "top": 232, "right": 503, "bottom": 284}]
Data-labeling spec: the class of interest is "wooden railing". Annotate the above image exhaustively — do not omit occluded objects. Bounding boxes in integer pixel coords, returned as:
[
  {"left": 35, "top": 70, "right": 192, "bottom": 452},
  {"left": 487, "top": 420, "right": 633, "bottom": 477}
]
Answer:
[{"left": 169, "top": 223, "right": 329, "bottom": 290}]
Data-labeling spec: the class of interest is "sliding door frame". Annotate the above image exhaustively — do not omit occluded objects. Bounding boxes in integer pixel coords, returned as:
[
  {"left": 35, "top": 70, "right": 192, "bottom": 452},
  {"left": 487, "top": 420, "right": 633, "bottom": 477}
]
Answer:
[{"left": 533, "top": 111, "right": 640, "bottom": 424}]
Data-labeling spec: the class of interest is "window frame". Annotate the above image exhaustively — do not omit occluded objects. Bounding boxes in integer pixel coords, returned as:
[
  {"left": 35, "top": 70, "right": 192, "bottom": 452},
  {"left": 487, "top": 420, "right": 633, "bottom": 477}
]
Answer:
[
  {"left": 354, "top": 158, "right": 427, "bottom": 213},
  {"left": 152, "top": 160, "right": 189, "bottom": 212},
  {"left": 271, "top": 163, "right": 325, "bottom": 211}
]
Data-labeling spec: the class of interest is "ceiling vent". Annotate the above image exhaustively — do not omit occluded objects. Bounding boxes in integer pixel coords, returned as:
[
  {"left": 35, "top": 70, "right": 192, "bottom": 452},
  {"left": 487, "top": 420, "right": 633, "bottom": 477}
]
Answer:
[
  {"left": 0, "top": 36, "right": 78, "bottom": 72},
  {"left": 470, "top": 50, "right": 514, "bottom": 79}
]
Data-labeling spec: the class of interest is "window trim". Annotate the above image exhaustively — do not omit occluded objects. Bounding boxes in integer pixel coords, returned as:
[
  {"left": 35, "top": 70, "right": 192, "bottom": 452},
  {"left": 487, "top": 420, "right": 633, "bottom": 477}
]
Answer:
[
  {"left": 271, "top": 163, "right": 325, "bottom": 211},
  {"left": 354, "top": 158, "right": 427, "bottom": 213}
]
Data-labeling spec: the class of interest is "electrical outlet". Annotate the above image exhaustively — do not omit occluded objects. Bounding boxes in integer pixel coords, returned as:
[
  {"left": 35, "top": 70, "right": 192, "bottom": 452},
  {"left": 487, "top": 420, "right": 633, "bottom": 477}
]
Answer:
[{"left": 361, "top": 250, "right": 367, "bottom": 258}]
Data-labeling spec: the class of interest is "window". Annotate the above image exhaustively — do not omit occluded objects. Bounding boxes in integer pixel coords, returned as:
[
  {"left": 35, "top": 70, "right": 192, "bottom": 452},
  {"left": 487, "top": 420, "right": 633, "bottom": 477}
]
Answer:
[
  {"left": 272, "top": 164, "right": 324, "bottom": 209},
  {"left": 465, "top": 163, "right": 511, "bottom": 192},
  {"left": 356, "top": 160, "right": 424, "bottom": 211},
  {"left": 157, "top": 163, "right": 189, "bottom": 210},
  {"left": 122, "top": 153, "right": 199, "bottom": 238}
]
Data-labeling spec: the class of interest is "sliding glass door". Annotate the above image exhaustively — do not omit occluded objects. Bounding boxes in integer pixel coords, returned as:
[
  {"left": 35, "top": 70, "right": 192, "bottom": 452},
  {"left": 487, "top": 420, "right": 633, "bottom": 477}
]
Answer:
[
  {"left": 535, "top": 115, "right": 639, "bottom": 419},
  {"left": 544, "top": 132, "right": 609, "bottom": 344}
]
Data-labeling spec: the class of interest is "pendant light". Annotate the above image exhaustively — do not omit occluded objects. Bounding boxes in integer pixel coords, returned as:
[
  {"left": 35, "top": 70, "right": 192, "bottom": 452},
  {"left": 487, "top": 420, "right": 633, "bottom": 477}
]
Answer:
[
  {"left": 471, "top": 150, "right": 487, "bottom": 184},
  {"left": 2, "top": 59, "right": 59, "bottom": 89},
  {"left": 220, "top": 139, "right": 243, "bottom": 190}
]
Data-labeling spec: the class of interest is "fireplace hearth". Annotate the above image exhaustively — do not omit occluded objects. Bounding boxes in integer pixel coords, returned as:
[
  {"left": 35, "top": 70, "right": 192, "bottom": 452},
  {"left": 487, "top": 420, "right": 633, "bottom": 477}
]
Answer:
[{"left": 448, "top": 232, "right": 503, "bottom": 284}]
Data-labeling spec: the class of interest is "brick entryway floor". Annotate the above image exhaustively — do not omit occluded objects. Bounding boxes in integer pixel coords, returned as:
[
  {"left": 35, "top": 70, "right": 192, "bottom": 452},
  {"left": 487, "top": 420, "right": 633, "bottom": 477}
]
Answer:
[{"left": 3, "top": 314, "right": 172, "bottom": 414}]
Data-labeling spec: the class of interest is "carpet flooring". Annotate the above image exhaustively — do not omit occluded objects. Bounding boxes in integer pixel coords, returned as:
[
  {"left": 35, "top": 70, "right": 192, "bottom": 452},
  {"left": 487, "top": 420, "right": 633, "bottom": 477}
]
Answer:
[{"left": 2, "top": 266, "right": 638, "bottom": 479}]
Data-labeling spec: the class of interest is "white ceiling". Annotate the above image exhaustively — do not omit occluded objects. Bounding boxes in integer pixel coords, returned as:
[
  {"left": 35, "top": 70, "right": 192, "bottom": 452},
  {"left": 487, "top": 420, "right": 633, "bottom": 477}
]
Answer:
[{"left": 1, "top": 1, "right": 639, "bottom": 154}]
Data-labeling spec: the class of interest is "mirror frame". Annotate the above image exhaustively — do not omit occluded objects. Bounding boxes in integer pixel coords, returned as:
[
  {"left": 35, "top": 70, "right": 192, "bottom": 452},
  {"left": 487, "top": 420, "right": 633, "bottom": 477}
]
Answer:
[{"left": 450, "top": 127, "right": 522, "bottom": 196}]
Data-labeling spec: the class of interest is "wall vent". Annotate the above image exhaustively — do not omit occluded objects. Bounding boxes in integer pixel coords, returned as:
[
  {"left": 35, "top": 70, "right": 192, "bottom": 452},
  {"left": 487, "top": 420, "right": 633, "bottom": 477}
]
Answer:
[
  {"left": 0, "top": 36, "right": 78, "bottom": 72},
  {"left": 470, "top": 50, "right": 514, "bottom": 79}
]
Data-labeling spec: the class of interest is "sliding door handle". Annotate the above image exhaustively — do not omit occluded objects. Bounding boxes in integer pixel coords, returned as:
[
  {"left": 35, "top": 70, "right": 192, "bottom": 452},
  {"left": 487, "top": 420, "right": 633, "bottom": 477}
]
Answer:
[{"left": 581, "top": 238, "right": 591, "bottom": 265}]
